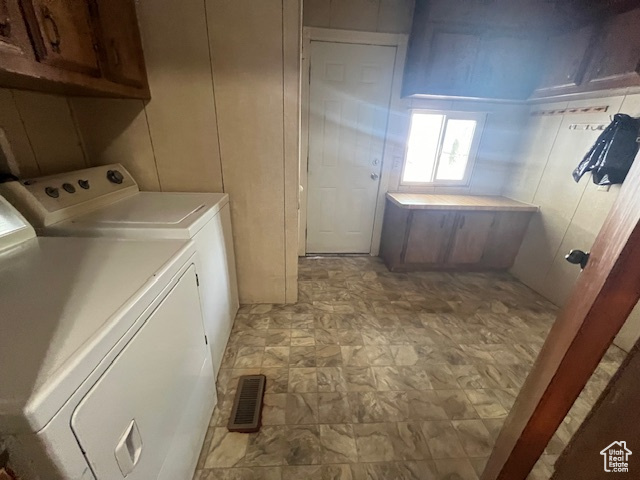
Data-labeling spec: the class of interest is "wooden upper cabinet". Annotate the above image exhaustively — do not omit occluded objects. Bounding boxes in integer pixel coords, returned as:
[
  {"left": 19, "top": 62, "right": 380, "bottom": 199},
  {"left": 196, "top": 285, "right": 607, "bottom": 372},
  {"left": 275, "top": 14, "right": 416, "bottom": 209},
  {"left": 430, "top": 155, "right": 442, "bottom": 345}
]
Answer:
[
  {"left": 20, "top": 0, "right": 99, "bottom": 76},
  {"left": 533, "top": 26, "right": 595, "bottom": 97},
  {"left": 583, "top": 9, "right": 640, "bottom": 88},
  {"left": 422, "top": 29, "right": 480, "bottom": 95},
  {"left": 0, "top": 0, "right": 34, "bottom": 59},
  {"left": 90, "top": 0, "right": 146, "bottom": 88},
  {"left": 475, "top": 35, "right": 542, "bottom": 99},
  {"left": 0, "top": 0, "right": 148, "bottom": 98},
  {"left": 447, "top": 212, "right": 495, "bottom": 265},
  {"left": 404, "top": 211, "right": 456, "bottom": 265}
]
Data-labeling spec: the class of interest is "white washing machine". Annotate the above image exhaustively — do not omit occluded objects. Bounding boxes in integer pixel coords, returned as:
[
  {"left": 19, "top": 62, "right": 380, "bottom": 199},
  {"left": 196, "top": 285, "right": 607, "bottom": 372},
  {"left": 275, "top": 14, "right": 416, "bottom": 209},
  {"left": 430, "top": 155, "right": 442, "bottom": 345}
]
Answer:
[
  {"left": 0, "top": 195, "right": 215, "bottom": 480},
  {"left": 0, "top": 163, "right": 239, "bottom": 378}
]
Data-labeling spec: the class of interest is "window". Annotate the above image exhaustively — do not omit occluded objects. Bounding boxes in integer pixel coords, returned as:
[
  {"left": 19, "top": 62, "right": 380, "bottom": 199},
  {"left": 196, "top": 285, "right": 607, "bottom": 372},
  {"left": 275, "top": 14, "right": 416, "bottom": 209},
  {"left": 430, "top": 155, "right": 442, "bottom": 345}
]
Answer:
[{"left": 401, "top": 111, "right": 485, "bottom": 186}]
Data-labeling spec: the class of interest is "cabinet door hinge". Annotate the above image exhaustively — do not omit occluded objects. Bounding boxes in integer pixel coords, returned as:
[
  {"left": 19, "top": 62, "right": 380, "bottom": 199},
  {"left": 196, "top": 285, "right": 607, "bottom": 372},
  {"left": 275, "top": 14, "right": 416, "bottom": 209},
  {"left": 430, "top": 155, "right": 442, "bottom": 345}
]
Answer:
[
  {"left": 204, "top": 335, "right": 208, "bottom": 345},
  {"left": 196, "top": 273, "right": 200, "bottom": 286}
]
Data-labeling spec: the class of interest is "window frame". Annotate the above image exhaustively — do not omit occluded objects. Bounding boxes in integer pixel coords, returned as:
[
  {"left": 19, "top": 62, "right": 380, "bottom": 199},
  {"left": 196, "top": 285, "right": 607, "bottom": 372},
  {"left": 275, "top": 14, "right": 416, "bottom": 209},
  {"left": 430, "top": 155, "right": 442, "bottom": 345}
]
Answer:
[{"left": 400, "top": 109, "right": 486, "bottom": 187}]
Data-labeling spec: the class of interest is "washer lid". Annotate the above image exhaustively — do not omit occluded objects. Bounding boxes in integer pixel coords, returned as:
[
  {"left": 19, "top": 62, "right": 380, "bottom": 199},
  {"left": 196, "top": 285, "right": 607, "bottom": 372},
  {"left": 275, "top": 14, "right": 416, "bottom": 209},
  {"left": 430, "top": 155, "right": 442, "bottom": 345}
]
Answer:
[
  {"left": 0, "top": 236, "right": 194, "bottom": 434},
  {"left": 71, "top": 192, "right": 228, "bottom": 230}
]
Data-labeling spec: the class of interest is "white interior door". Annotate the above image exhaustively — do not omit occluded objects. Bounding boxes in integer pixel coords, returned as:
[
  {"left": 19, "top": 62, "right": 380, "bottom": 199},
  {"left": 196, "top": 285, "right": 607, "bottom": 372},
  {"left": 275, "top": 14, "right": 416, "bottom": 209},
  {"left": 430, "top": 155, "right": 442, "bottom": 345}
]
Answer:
[{"left": 306, "top": 41, "right": 395, "bottom": 253}]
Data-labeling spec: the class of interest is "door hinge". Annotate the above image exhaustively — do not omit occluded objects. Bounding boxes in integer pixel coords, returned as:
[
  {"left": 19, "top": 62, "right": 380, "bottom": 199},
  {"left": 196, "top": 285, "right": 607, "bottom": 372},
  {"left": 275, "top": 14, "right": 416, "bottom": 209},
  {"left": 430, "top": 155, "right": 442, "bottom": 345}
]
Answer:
[
  {"left": 204, "top": 335, "right": 208, "bottom": 345},
  {"left": 196, "top": 273, "right": 200, "bottom": 286}
]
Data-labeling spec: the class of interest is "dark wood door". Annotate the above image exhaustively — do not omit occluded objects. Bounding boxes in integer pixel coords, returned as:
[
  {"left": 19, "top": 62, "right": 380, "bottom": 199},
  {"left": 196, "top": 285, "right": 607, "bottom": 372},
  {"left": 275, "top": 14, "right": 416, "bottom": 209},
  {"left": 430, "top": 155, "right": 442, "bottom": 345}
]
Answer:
[
  {"left": 91, "top": 0, "right": 146, "bottom": 87},
  {"left": 535, "top": 26, "right": 595, "bottom": 95},
  {"left": 0, "top": 0, "right": 34, "bottom": 59},
  {"left": 403, "top": 210, "right": 455, "bottom": 265},
  {"left": 583, "top": 9, "right": 640, "bottom": 88},
  {"left": 20, "top": 0, "right": 99, "bottom": 75},
  {"left": 482, "top": 149, "right": 640, "bottom": 479},
  {"left": 447, "top": 211, "right": 495, "bottom": 265},
  {"left": 423, "top": 29, "right": 480, "bottom": 95}
]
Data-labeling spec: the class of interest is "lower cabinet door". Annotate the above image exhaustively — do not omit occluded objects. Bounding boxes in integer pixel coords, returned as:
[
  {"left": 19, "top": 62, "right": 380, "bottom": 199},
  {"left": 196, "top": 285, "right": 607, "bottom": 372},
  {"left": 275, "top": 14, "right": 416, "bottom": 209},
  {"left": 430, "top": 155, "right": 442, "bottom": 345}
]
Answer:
[
  {"left": 404, "top": 210, "right": 455, "bottom": 265},
  {"left": 71, "top": 265, "right": 209, "bottom": 479},
  {"left": 447, "top": 211, "right": 495, "bottom": 265}
]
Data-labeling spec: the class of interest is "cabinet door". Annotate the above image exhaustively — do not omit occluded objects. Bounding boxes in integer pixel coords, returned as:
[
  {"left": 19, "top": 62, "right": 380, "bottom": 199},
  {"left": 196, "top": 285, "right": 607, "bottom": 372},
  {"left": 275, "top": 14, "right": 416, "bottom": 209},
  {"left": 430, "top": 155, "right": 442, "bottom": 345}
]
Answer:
[
  {"left": 475, "top": 35, "right": 542, "bottom": 99},
  {"left": 20, "top": 0, "right": 99, "bottom": 75},
  {"left": 0, "top": 0, "right": 34, "bottom": 59},
  {"left": 91, "top": 0, "right": 147, "bottom": 87},
  {"left": 535, "top": 26, "right": 595, "bottom": 95},
  {"left": 583, "top": 9, "right": 640, "bottom": 88},
  {"left": 404, "top": 210, "right": 455, "bottom": 265},
  {"left": 447, "top": 211, "right": 495, "bottom": 265},
  {"left": 423, "top": 29, "right": 480, "bottom": 95},
  {"left": 480, "top": 211, "right": 532, "bottom": 269}
]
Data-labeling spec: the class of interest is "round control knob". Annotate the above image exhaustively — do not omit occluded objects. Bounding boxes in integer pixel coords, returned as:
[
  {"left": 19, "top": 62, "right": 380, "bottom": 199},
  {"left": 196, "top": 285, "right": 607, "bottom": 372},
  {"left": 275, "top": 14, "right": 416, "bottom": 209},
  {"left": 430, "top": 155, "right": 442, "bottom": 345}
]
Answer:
[
  {"left": 78, "top": 179, "right": 90, "bottom": 189},
  {"left": 62, "top": 183, "right": 76, "bottom": 193},
  {"left": 106, "top": 169, "right": 124, "bottom": 184},
  {"left": 45, "top": 186, "right": 59, "bottom": 198}
]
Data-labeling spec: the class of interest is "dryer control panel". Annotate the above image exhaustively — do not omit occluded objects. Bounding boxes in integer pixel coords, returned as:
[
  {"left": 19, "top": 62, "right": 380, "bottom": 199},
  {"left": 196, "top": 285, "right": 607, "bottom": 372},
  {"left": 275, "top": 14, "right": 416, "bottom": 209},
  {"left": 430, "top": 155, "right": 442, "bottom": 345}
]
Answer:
[{"left": 0, "top": 164, "right": 139, "bottom": 228}]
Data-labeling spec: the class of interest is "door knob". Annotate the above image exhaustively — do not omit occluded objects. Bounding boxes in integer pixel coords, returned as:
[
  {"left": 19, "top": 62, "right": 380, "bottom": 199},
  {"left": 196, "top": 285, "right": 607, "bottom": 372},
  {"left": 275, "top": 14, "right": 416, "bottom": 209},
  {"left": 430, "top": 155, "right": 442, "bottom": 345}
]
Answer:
[
  {"left": 565, "top": 249, "right": 590, "bottom": 270},
  {"left": 370, "top": 173, "right": 379, "bottom": 180}
]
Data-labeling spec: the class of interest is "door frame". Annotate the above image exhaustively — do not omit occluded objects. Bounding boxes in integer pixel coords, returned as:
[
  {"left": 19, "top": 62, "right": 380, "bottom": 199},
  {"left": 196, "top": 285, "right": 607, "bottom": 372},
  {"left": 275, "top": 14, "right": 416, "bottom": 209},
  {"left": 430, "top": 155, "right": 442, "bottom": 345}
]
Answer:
[{"left": 298, "top": 27, "right": 409, "bottom": 256}]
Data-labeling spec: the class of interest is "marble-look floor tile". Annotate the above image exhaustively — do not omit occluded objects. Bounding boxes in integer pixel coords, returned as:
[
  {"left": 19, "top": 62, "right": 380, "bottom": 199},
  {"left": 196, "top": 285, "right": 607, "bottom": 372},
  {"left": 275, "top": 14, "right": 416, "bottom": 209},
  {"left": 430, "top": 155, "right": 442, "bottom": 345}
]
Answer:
[
  {"left": 288, "top": 368, "right": 318, "bottom": 393},
  {"left": 451, "top": 365, "right": 490, "bottom": 389},
  {"left": 341, "top": 346, "right": 370, "bottom": 366},
  {"left": 291, "top": 329, "right": 316, "bottom": 346},
  {"left": 291, "top": 314, "right": 315, "bottom": 329},
  {"left": 365, "top": 346, "right": 394, "bottom": 365},
  {"left": 263, "top": 394, "right": 287, "bottom": 425},
  {"left": 289, "top": 346, "right": 317, "bottom": 367},
  {"left": 286, "top": 393, "right": 318, "bottom": 424},
  {"left": 317, "top": 367, "right": 348, "bottom": 392},
  {"left": 265, "top": 329, "right": 291, "bottom": 347},
  {"left": 231, "top": 331, "right": 267, "bottom": 347},
  {"left": 320, "top": 424, "right": 358, "bottom": 463},
  {"left": 198, "top": 467, "right": 282, "bottom": 480},
  {"left": 391, "top": 422, "right": 432, "bottom": 460},
  {"left": 406, "top": 391, "right": 449, "bottom": 421},
  {"left": 464, "top": 389, "right": 508, "bottom": 419},
  {"left": 389, "top": 345, "right": 419, "bottom": 366},
  {"left": 469, "top": 457, "right": 488, "bottom": 477},
  {"left": 318, "top": 392, "right": 353, "bottom": 424},
  {"left": 204, "top": 428, "right": 249, "bottom": 468},
  {"left": 241, "top": 426, "right": 288, "bottom": 466},
  {"left": 424, "top": 365, "right": 460, "bottom": 390},
  {"left": 482, "top": 418, "right": 505, "bottom": 442},
  {"left": 316, "top": 345, "right": 342, "bottom": 367},
  {"left": 196, "top": 427, "right": 215, "bottom": 469},
  {"left": 351, "top": 461, "right": 436, "bottom": 480},
  {"left": 434, "top": 458, "right": 480, "bottom": 480},
  {"left": 372, "top": 366, "right": 433, "bottom": 391},
  {"left": 421, "top": 421, "right": 467, "bottom": 459},
  {"left": 348, "top": 391, "right": 409, "bottom": 423},
  {"left": 343, "top": 366, "right": 378, "bottom": 391},
  {"left": 283, "top": 464, "right": 352, "bottom": 480},
  {"left": 451, "top": 420, "right": 495, "bottom": 457},
  {"left": 353, "top": 423, "right": 396, "bottom": 462},
  {"left": 336, "top": 329, "right": 364, "bottom": 346},
  {"left": 234, "top": 347, "right": 265, "bottom": 368},
  {"left": 436, "top": 390, "right": 480, "bottom": 420},
  {"left": 262, "top": 368, "right": 289, "bottom": 394},
  {"left": 262, "top": 347, "right": 290, "bottom": 368},
  {"left": 285, "top": 425, "right": 322, "bottom": 465}
]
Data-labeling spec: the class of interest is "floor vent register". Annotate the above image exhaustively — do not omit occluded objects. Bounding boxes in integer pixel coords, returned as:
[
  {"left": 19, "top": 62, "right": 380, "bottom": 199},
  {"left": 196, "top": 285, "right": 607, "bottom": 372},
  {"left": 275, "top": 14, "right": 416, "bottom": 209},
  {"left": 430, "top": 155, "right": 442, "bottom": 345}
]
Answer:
[{"left": 227, "top": 375, "right": 266, "bottom": 433}]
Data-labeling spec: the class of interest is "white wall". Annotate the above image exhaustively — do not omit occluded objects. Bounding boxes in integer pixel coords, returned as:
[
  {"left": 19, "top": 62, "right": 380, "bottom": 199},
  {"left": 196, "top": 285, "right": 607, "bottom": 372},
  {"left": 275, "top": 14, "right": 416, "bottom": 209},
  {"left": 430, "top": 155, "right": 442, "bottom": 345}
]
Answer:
[{"left": 504, "top": 92, "right": 640, "bottom": 351}]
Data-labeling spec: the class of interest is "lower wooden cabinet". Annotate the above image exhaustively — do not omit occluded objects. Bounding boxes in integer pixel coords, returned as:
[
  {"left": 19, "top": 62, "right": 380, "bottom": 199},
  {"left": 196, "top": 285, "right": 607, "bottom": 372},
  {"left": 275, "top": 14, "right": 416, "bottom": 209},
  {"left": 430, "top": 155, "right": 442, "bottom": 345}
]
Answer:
[{"left": 381, "top": 201, "right": 533, "bottom": 272}]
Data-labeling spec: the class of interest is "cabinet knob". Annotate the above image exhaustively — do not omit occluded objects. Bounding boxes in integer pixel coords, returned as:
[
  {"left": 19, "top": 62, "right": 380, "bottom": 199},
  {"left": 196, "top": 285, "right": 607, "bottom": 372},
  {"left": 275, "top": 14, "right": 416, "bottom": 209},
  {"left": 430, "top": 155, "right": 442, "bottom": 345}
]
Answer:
[{"left": 370, "top": 173, "right": 379, "bottom": 180}]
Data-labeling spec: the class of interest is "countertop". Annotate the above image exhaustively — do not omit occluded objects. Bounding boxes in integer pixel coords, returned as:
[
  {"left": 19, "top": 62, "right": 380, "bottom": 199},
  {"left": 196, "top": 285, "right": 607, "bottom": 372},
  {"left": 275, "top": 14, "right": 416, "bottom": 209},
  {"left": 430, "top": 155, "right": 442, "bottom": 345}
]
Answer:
[{"left": 386, "top": 193, "right": 538, "bottom": 212}]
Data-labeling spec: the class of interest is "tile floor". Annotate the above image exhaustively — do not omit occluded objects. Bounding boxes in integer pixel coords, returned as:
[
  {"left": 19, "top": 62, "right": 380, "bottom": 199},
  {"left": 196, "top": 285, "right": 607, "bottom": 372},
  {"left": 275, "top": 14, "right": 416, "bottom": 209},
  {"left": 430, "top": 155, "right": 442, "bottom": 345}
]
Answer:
[{"left": 193, "top": 257, "right": 625, "bottom": 480}]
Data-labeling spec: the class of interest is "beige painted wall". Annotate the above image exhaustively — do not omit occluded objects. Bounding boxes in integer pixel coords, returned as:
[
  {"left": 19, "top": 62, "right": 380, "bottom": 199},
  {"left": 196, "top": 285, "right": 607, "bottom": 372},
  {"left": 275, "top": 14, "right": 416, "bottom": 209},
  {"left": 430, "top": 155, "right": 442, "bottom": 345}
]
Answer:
[
  {"left": 504, "top": 92, "right": 640, "bottom": 351},
  {"left": 0, "top": 0, "right": 300, "bottom": 304},
  {"left": 304, "top": 0, "right": 414, "bottom": 33}
]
